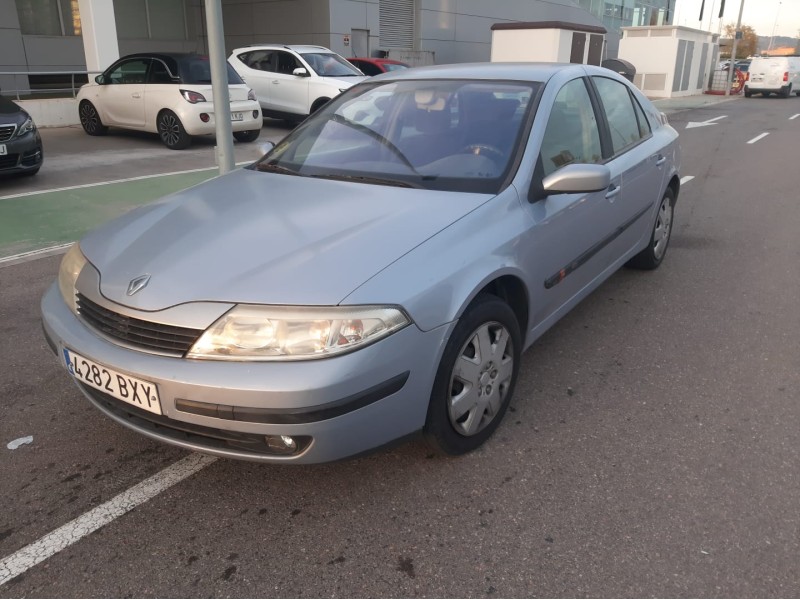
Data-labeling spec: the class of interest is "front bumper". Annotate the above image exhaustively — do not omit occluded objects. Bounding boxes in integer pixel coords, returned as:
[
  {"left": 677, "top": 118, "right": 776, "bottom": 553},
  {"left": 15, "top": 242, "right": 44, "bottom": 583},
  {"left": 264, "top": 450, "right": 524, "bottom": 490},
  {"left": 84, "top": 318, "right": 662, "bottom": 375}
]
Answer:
[
  {"left": 0, "top": 130, "right": 43, "bottom": 174},
  {"left": 41, "top": 283, "right": 452, "bottom": 463}
]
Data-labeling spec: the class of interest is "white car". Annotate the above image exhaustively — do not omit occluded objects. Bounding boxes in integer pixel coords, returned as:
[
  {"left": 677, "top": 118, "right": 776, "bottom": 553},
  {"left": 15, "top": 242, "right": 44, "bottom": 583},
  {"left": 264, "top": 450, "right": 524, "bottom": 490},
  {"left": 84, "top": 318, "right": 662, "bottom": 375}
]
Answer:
[
  {"left": 228, "top": 44, "right": 367, "bottom": 121},
  {"left": 77, "top": 52, "right": 263, "bottom": 149}
]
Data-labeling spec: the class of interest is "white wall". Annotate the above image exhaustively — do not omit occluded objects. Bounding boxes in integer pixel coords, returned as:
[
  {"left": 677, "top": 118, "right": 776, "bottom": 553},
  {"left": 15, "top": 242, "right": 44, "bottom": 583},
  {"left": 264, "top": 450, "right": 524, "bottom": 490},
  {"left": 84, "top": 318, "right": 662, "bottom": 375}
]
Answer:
[{"left": 619, "top": 26, "right": 716, "bottom": 98}]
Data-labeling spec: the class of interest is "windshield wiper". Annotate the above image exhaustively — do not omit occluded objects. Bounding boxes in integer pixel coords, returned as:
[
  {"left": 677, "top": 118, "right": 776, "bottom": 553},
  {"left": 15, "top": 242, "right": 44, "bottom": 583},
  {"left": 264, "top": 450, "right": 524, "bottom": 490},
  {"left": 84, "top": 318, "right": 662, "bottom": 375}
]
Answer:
[
  {"left": 329, "top": 114, "right": 420, "bottom": 175},
  {"left": 255, "top": 162, "right": 302, "bottom": 176},
  {"left": 309, "top": 173, "right": 419, "bottom": 188}
]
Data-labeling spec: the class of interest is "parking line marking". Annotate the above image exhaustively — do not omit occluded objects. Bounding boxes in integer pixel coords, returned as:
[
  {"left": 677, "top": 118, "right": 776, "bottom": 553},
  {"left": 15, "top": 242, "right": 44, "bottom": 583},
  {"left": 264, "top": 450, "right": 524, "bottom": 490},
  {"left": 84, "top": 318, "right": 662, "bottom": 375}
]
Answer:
[
  {"left": 747, "top": 133, "right": 769, "bottom": 144},
  {"left": 790, "top": 114, "right": 800, "bottom": 120},
  {"left": 0, "top": 243, "right": 73, "bottom": 267},
  {"left": 0, "top": 162, "right": 253, "bottom": 202},
  {"left": 680, "top": 176, "right": 695, "bottom": 185},
  {"left": 0, "top": 453, "right": 217, "bottom": 586}
]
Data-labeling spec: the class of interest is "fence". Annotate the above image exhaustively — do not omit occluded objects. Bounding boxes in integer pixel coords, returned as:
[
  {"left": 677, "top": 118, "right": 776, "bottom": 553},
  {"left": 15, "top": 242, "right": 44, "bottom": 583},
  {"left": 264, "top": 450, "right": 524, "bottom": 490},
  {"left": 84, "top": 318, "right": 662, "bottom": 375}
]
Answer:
[{"left": 0, "top": 70, "right": 101, "bottom": 100}]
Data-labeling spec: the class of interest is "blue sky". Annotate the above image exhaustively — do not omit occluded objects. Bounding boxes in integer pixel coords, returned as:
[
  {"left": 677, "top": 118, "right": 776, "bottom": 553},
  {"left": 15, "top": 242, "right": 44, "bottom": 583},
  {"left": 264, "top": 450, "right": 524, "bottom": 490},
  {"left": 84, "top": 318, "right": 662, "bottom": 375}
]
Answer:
[{"left": 673, "top": 0, "right": 800, "bottom": 40}]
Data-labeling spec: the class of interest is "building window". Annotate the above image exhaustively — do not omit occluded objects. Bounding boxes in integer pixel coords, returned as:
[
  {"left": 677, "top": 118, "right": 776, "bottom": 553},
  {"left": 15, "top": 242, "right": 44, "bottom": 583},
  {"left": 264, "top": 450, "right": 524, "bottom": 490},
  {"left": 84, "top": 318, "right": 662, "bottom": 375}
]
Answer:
[
  {"left": 380, "top": 0, "right": 414, "bottom": 49},
  {"left": 113, "top": 0, "right": 186, "bottom": 41},
  {"left": 15, "top": 0, "right": 81, "bottom": 36}
]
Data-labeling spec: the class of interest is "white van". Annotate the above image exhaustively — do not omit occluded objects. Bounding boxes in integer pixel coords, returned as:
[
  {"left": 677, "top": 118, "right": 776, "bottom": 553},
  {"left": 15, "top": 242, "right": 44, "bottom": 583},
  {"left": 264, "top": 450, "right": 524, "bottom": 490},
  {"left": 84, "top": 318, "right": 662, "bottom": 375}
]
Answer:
[{"left": 744, "top": 56, "right": 800, "bottom": 98}]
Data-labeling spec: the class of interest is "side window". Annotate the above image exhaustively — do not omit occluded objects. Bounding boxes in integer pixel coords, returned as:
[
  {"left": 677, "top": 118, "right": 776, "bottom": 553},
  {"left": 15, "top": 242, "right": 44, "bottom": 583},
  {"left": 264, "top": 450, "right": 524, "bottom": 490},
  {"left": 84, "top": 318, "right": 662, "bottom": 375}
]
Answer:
[
  {"left": 148, "top": 60, "right": 173, "bottom": 84},
  {"left": 107, "top": 59, "right": 150, "bottom": 85},
  {"left": 538, "top": 78, "right": 602, "bottom": 177},
  {"left": 276, "top": 51, "right": 300, "bottom": 75},
  {"left": 239, "top": 51, "right": 274, "bottom": 72},
  {"left": 592, "top": 76, "right": 644, "bottom": 154}
]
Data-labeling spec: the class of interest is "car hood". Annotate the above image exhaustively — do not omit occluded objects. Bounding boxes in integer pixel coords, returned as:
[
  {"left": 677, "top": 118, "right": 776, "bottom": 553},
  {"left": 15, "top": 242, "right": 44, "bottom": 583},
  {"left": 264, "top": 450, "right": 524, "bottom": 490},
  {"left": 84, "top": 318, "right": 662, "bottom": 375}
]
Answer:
[
  {"left": 320, "top": 76, "right": 368, "bottom": 87},
  {"left": 80, "top": 168, "right": 490, "bottom": 311}
]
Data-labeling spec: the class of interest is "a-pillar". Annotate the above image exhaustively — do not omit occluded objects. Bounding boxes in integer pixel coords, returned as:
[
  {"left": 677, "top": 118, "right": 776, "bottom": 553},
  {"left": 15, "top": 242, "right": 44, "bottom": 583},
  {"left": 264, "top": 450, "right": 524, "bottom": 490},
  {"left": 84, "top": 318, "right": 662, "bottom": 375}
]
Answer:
[{"left": 77, "top": 0, "right": 119, "bottom": 73}]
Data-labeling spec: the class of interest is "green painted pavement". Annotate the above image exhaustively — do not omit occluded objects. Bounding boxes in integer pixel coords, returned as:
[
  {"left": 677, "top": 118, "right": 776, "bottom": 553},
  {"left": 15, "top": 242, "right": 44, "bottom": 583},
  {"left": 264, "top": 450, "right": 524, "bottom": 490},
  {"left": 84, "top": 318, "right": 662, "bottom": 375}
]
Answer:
[{"left": 0, "top": 170, "right": 216, "bottom": 259}]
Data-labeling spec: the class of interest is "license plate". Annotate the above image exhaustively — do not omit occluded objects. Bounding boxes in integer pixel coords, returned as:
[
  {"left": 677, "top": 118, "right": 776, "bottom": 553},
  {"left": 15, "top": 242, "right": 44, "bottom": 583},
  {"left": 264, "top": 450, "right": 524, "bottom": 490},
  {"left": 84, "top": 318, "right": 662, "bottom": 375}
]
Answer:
[
  {"left": 231, "top": 112, "right": 243, "bottom": 121},
  {"left": 0, "top": 144, "right": 6, "bottom": 156},
  {"left": 63, "top": 347, "right": 162, "bottom": 415}
]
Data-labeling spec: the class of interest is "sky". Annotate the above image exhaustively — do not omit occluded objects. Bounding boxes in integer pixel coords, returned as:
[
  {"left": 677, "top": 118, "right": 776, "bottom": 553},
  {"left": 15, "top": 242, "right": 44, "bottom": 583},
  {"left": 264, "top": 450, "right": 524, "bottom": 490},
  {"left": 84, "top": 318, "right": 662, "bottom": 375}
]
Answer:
[{"left": 672, "top": 0, "right": 800, "bottom": 40}]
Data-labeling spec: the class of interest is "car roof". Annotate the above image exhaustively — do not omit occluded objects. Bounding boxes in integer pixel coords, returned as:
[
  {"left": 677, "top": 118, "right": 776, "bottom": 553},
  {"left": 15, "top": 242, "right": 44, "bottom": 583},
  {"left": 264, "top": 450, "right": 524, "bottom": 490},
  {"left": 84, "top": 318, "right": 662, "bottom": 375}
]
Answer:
[
  {"left": 233, "top": 44, "right": 334, "bottom": 54},
  {"left": 369, "top": 61, "right": 601, "bottom": 83},
  {"left": 117, "top": 52, "right": 207, "bottom": 62}
]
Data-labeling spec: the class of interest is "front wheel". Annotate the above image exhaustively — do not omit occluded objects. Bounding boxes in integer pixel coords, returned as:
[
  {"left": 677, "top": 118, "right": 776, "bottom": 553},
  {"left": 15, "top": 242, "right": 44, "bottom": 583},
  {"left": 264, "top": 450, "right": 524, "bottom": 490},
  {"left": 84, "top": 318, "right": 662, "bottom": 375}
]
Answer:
[
  {"left": 79, "top": 101, "right": 108, "bottom": 136},
  {"left": 233, "top": 129, "right": 260, "bottom": 143},
  {"left": 424, "top": 294, "right": 521, "bottom": 455},
  {"left": 626, "top": 187, "right": 675, "bottom": 270},
  {"left": 157, "top": 110, "right": 191, "bottom": 150}
]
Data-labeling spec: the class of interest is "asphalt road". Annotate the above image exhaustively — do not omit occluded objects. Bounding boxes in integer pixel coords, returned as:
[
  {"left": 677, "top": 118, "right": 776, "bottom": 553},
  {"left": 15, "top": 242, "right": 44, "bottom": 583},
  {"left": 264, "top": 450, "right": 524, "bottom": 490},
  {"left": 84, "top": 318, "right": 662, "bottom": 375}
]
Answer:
[{"left": 2, "top": 97, "right": 800, "bottom": 597}]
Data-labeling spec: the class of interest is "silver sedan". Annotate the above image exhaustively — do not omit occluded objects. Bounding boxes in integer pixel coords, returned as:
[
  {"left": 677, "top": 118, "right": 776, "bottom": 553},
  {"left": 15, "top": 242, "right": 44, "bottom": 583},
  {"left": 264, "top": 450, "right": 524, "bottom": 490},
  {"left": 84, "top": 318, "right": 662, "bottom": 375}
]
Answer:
[{"left": 41, "top": 62, "right": 680, "bottom": 463}]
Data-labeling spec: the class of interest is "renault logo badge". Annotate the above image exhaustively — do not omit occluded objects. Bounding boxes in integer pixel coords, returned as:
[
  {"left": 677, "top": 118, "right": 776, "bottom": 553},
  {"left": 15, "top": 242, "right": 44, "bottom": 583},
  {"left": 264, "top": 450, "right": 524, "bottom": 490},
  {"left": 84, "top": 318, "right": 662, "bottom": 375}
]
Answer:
[{"left": 127, "top": 274, "right": 151, "bottom": 296}]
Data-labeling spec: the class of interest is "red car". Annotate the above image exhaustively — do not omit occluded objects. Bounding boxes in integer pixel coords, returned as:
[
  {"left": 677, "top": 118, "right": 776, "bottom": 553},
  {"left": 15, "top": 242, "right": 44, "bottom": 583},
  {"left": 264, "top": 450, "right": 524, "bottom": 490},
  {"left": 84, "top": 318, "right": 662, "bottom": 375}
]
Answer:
[{"left": 347, "top": 57, "right": 409, "bottom": 76}]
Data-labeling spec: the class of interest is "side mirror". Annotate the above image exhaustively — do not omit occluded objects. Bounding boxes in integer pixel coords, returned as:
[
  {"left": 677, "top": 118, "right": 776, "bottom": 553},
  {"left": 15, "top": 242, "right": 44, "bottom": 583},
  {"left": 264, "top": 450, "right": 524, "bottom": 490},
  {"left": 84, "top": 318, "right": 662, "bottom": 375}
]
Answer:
[
  {"left": 259, "top": 141, "right": 276, "bottom": 155},
  {"left": 95, "top": 74, "right": 106, "bottom": 85},
  {"left": 292, "top": 67, "right": 309, "bottom": 77},
  {"left": 535, "top": 164, "right": 611, "bottom": 200}
]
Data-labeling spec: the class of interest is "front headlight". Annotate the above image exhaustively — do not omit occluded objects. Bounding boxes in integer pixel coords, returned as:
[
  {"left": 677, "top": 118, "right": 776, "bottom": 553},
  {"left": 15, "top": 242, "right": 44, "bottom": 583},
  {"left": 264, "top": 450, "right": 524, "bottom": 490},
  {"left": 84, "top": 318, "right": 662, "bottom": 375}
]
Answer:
[
  {"left": 187, "top": 304, "right": 410, "bottom": 361},
  {"left": 17, "top": 117, "right": 36, "bottom": 137},
  {"left": 58, "top": 244, "right": 87, "bottom": 314}
]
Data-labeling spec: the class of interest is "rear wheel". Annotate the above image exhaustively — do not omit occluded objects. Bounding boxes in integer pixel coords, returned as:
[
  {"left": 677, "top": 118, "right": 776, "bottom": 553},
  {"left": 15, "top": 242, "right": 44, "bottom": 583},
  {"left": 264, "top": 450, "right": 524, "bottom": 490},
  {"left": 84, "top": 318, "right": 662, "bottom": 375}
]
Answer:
[
  {"left": 233, "top": 129, "right": 260, "bottom": 143},
  {"left": 157, "top": 110, "right": 191, "bottom": 150},
  {"left": 744, "top": 90, "right": 752, "bottom": 98},
  {"left": 424, "top": 294, "right": 521, "bottom": 455},
  {"left": 310, "top": 97, "right": 331, "bottom": 114},
  {"left": 626, "top": 187, "right": 675, "bottom": 270},
  {"left": 79, "top": 101, "right": 108, "bottom": 136},
  {"left": 781, "top": 85, "right": 792, "bottom": 98}
]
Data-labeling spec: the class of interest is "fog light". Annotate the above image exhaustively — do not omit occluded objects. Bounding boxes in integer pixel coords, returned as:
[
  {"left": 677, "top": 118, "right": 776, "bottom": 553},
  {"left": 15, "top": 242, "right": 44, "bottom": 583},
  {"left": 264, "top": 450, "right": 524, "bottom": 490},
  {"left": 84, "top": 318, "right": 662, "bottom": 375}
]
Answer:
[
  {"left": 253, "top": 110, "right": 260, "bottom": 119},
  {"left": 200, "top": 113, "right": 210, "bottom": 123},
  {"left": 266, "top": 434, "right": 297, "bottom": 454}
]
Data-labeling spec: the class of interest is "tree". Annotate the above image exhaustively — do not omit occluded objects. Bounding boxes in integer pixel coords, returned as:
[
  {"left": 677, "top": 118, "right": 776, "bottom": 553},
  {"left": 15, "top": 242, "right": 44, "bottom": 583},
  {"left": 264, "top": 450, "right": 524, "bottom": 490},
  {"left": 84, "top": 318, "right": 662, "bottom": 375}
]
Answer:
[{"left": 723, "top": 23, "right": 759, "bottom": 58}]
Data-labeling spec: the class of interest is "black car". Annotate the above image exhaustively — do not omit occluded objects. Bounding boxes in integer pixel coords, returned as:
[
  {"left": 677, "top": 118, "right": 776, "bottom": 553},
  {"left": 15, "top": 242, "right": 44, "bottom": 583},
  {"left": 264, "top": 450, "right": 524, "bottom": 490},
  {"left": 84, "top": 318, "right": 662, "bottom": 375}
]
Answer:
[{"left": 0, "top": 95, "right": 43, "bottom": 176}]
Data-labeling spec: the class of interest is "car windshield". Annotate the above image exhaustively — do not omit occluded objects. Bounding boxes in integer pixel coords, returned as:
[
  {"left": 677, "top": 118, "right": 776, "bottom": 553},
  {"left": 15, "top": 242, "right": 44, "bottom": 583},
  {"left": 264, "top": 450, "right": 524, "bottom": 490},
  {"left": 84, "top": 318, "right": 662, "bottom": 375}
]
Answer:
[
  {"left": 255, "top": 79, "right": 539, "bottom": 193},
  {"left": 302, "top": 52, "right": 364, "bottom": 77},
  {"left": 178, "top": 56, "right": 244, "bottom": 84},
  {"left": 383, "top": 63, "right": 409, "bottom": 72}
]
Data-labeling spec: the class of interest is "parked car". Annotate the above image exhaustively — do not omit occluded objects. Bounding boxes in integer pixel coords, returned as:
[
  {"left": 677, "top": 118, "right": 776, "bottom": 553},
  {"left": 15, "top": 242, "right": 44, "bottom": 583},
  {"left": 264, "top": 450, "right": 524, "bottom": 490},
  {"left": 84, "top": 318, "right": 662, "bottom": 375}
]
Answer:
[
  {"left": 77, "top": 52, "right": 262, "bottom": 149},
  {"left": 0, "top": 95, "right": 43, "bottom": 176},
  {"left": 42, "top": 63, "right": 680, "bottom": 464},
  {"left": 228, "top": 44, "right": 367, "bottom": 121},
  {"left": 347, "top": 57, "right": 410, "bottom": 76},
  {"left": 744, "top": 55, "right": 800, "bottom": 97}
]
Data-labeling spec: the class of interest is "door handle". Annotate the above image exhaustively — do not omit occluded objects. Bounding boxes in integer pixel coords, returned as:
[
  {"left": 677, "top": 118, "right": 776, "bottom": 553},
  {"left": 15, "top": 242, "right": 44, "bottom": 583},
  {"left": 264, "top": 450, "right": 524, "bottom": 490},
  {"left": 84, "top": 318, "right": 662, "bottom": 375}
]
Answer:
[
  {"left": 605, "top": 184, "right": 621, "bottom": 200},
  {"left": 272, "top": 80, "right": 279, "bottom": 84},
  {"left": 131, "top": 93, "right": 141, "bottom": 98},
  {"left": 654, "top": 154, "right": 666, "bottom": 166}
]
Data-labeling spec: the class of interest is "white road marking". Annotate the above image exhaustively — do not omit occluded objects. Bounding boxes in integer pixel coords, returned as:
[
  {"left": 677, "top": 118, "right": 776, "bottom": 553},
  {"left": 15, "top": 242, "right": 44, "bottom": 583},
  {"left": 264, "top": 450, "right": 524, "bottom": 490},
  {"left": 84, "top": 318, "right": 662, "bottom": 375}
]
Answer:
[
  {"left": 685, "top": 115, "right": 728, "bottom": 129},
  {"left": 0, "top": 453, "right": 217, "bottom": 586},
  {"left": 0, "top": 243, "right": 73, "bottom": 267},
  {"left": 0, "top": 161, "right": 253, "bottom": 201},
  {"left": 790, "top": 114, "right": 800, "bottom": 120},
  {"left": 680, "top": 176, "right": 695, "bottom": 185},
  {"left": 747, "top": 133, "right": 770, "bottom": 145}
]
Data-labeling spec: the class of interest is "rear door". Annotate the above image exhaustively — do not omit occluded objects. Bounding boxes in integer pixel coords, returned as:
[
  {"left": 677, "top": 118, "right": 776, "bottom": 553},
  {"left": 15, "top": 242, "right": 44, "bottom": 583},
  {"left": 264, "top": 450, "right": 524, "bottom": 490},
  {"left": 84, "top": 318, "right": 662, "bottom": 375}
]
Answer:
[
  {"left": 590, "top": 75, "right": 665, "bottom": 255},
  {"left": 234, "top": 50, "right": 274, "bottom": 111}
]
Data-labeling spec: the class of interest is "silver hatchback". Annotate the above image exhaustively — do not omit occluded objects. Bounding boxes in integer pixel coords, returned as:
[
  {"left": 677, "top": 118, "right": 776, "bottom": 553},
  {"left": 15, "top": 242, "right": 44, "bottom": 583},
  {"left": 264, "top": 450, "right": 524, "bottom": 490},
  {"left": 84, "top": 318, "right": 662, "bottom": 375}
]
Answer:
[{"left": 41, "top": 63, "right": 680, "bottom": 463}]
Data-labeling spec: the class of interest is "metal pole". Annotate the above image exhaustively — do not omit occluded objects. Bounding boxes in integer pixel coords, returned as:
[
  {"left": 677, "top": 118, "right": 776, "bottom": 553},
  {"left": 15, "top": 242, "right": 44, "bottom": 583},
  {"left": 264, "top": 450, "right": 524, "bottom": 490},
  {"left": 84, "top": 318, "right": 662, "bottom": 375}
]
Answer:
[
  {"left": 204, "top": 0, "right": 234, "bottom": 175},
  {"left": 725, "top": 0, "right": 745, "bottom": 96},
  {"left": 768, "top": 2, "right": 782, "bottom": 52}
]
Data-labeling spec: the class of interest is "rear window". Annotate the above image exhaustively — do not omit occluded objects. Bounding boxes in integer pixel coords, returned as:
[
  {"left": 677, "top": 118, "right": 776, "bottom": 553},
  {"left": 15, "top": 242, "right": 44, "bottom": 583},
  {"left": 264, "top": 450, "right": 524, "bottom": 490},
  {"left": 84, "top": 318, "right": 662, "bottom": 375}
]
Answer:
[{"left": 178, "top": 56, "right": 244, "bottom": 84}]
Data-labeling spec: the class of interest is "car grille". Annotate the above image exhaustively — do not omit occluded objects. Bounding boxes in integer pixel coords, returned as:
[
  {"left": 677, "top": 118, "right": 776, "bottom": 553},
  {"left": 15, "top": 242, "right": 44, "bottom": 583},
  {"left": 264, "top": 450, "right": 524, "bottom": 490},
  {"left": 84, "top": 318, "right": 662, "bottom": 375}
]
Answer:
[
  {"left": 0, "top": 154, "right": 19, "bottom": 169},
  {"left": 0, "top": 124, "right": 16, "bottom": 142},
  {"left": 76, "top": 292, "right": 204, "bottom": 355}
]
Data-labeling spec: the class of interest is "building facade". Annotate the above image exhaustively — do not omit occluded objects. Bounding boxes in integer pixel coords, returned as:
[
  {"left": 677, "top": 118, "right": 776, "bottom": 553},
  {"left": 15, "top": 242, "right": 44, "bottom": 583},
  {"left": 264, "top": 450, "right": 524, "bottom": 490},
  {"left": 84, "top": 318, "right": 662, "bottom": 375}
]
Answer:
[{"left": 1, "top": 0, "right": 672, "bottom": 96}]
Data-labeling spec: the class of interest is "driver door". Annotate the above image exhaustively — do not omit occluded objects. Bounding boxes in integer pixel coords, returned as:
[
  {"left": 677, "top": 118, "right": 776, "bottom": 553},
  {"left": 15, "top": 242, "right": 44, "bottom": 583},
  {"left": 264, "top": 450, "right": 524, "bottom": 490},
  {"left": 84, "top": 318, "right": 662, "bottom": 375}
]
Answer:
[{"left": 97, "top": 58, "right": 149, "bottom": 127}]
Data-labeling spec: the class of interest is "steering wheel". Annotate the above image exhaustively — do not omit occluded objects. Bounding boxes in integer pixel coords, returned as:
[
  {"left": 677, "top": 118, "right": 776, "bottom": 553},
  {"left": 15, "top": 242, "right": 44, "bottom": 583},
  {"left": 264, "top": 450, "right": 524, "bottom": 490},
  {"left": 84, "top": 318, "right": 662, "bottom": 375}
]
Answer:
[{"left": 460, "top": 144, "right": 505, "bottom": 163}]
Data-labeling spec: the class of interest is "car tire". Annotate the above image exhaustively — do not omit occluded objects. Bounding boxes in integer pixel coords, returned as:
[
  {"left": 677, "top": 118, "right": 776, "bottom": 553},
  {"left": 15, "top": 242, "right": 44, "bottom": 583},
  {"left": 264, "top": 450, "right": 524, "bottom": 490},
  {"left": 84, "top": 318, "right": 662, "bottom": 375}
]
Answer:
[
  {"left": 795, "top": 91, "right": 800, "bottom": 97},
  {"left": 423, "top": 294, "right": 521, "bottom": 456},
  {"left": 79, "top": 101, "right": 108, "bottom": 136},
  {"left": 157, "top": 110, "right": 191, "bottom": 150},
  {"left": 744, "top": 90, "right": 752, "bottom": 98},
  {"left": 626, "top": 187, "right": 675, "bottom": 270},
  {"left": 781, "top": 85, "right": 792, "bottom": 98},
  {"left": 233, "top": 129, "right": 260, "bottom": 143}
]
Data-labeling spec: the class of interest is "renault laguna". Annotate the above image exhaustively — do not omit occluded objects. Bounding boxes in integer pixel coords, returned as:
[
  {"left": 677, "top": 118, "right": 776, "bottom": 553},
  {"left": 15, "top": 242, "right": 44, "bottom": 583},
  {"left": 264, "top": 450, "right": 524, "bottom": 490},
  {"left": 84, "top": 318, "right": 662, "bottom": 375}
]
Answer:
[{"left": 42, "top": 63, "right": 680, "bottom": 463}]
